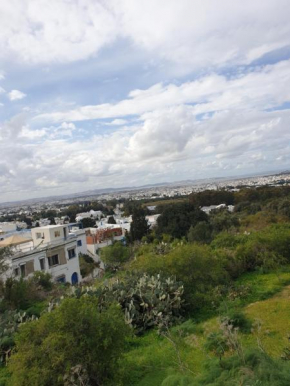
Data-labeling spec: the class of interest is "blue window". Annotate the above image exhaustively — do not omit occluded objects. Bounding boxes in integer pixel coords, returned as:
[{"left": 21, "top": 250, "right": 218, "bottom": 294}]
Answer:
[{"left": 77, "top": 240, "right": 82, "bottom": 246}]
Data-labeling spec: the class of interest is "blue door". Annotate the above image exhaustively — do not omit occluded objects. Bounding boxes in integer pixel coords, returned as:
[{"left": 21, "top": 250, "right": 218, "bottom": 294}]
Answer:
[{"left": 71, "top": 272, "right": 78, "bottom": 285}]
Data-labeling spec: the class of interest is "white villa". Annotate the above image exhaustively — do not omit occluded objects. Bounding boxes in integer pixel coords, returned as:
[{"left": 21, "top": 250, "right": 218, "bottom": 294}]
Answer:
[{"left": 0, "top": 224, "right": 86, "bottom": 285}]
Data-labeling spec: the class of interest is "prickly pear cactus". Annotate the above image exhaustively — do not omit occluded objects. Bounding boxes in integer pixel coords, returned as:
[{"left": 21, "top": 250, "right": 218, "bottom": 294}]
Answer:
[
  {"left": 100, "top": 274, "right": 184, "bottom": 333},
  {"left": 0, "top": 310, "right": 38, "bottom": 363}
]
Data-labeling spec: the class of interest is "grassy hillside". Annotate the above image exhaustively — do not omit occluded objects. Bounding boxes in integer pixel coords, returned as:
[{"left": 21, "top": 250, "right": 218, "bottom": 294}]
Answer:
[{"left": 122, "top": 268, "right": 290, "bottom": 385}]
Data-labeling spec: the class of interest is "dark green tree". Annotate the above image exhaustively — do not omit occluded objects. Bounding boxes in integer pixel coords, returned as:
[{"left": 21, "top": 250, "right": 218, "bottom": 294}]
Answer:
[
  {"left": 129, "top": 207, "right": 149, "bottom": 242},
  {"left": 81, "top": 217, "right": 96, "bottom": 228},
  {"left": 48, "top": 216, "right": 56, "bottom": 225},
  {"left": 107, "top": 215, "right": 116, "bottom": 224},
  {"left": 156, "top": 202, "right": 208, "bottom": 239}
]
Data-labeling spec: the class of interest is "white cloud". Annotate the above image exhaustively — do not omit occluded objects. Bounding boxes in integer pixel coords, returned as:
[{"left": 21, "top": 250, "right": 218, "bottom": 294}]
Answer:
[
  {"left": 0, "top": 0, "right": 289, "bottom": 71},
  {"left": 60, "top": 122, "right": 76, "bottom": 130},
  {"left": 36, "top": 59, "right": 290, "bottom": 123},
  {"left": 1, "top": 1, "right": 290, "bottom": 201},
  {"left": 0, "top": 0, "right": 118, "bottom": 65},
  {"left": 106, "top": 119, "right": 128, "bottom": 125},
  {"left": 8, "top": 89, "right": 26, "bottom": 101}
]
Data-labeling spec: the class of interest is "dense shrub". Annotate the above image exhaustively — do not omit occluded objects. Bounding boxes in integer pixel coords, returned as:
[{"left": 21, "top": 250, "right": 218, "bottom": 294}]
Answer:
[
  {"left": 8, "top": 297, "right": 130, "bottom": 386},
  {"left": 195, "top": 349, "right": 290, "bottom": 385},
  {"left": 100, "top": 242, "right": 130, "bottom": 271},
  {"left": 187, "top": 222, "right": 212, "bottom": 244},
  {"left": 32, "top": 272, "right": 53, "bottom": 291},
  {"left": 130, "top": 244, "right": 227, "bottom": 310}
]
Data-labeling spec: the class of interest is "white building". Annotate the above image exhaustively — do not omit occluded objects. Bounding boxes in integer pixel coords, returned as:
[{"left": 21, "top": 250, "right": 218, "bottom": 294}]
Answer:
[
  {"left": 201, "top": 204, "right": 227, "bottom": 214},
  {"left": 76, "top": 210, "right": 103, "bottom": 222},
  {"left": 0, "top": 224, "right": 86, "bottom": 285}
]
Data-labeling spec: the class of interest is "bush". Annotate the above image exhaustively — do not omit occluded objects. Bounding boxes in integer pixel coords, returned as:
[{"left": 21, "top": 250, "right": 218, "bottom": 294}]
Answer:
[
  {"left": 187, "top": 222, "right": 212, "bottom": 244},
  {"left": 222, "top": 310, "right": 252, "bottom": 333},
  {"left": 101, "top": 242, "right": 131, "bottom": 271},
  {"left": 8, "top": 297, "right": 130, "bottom": 386},
  {"left": 79, "top": 253, "right": 99, "bottom": 278},
  {"left": 130, "top": 244, "right": 227, "bottom": 310},
  {"left": 32, "top": 272, "right": 53, "bottom": 291},
  {"left": 195, "top": 349, "right": 290, "bottom": 385}
]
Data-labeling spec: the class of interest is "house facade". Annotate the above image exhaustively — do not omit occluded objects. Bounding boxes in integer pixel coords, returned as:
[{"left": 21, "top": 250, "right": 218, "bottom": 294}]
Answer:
[{"left": 1, "top": 224, "right": 86, "bottom": 285}]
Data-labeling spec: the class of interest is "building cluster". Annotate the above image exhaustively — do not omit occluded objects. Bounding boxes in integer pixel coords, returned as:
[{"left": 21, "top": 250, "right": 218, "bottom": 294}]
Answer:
[
  {"left": 1, "top": 171, "right": 289, "bottom": 286},
  {"left": 0, "top": 207, "right": 161, "bottom": 285}
]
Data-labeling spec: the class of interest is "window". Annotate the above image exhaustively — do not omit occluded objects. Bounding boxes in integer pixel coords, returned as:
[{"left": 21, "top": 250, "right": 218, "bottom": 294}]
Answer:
[
  {"left": 36, "top": 232, "right": 42, "bottom": 239},
  {"left": 68, "top": 248, "right": 76, "bottom": 259},
  {"left": 39, "top": 258, "right": 45, "bottom": 271},
  {"left": 48, "top": 254, "right": 59, "bottom": 267},
  {"left": 20, "top": 264, "right": 26, "bottom": 277},
  {"left": 54, "top": 231, "right": 61, "bottom": 237},
  {"left": 14, "top": 267, "right": 19, "bottom": 277},
  {"left": 77, "top": 240, "right": 82, "bottom": 247},
  {"left": 56, "top": 275, "right": 66, "bottom": 283}
]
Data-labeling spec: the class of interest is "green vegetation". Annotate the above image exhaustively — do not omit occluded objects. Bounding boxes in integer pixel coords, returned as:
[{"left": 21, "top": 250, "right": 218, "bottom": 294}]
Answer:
[
  {"left": 101, "top": 242, "right": 131, "bottom": 271},
  {"left": 129, "top": 206, "right": 150, "bottom": 242},
  {"left": 8, "top": 297, "right": 129, "bottom": 386},
  {"left": 2, "top": 185, "right": 290, "bottom": 385}
]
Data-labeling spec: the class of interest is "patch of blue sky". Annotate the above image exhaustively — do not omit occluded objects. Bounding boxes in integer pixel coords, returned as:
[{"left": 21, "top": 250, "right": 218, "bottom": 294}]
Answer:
[
  {"left": 265, "top": 101, "right": 290, "bottom": 112},
  {"left": 216, "top": 45, "right": 290, "bottom": 81},
  {"left": 251, "top": 45, "right": 290, "bottom": 66},
  {"left": 195, "top": 111, "right": 216, "bottom": 121}
]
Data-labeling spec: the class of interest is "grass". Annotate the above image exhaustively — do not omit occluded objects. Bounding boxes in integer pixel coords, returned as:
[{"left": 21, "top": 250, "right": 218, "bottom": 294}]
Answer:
[
  {"left": 244, "top": 285, "right": 290, "bottom": 357},
  {"left": 123, "top": 267, "right": 290, "bottom": 385},
  {"left": 236, "top": 268, "right": 290, "bottom": 304},
  {"left": 0, "top": 367, "right": 10, "bottom": 386}
]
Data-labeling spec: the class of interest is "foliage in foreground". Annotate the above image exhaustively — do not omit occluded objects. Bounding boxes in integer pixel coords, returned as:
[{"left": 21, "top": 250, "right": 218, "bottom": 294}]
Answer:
[
  {"left": 161, "top": 349, "right": 290, "bottom": 385},
  {"left": 8, "top": 297, "right": 130, "bottom": 386}
]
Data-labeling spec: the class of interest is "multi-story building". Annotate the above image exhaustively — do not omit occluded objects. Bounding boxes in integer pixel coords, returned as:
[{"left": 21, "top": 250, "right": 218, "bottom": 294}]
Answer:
[{"left": 0, "top": 224, "right": 86, "bottom": 285}]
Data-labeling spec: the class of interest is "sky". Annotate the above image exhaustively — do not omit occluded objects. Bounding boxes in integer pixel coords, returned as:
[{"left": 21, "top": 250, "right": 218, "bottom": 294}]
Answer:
[{"left": 0, "top": 0, "right": 290, "bottom": 203}]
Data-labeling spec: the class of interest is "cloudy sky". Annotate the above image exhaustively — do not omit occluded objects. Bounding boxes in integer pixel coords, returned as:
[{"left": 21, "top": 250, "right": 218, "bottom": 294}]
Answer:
[{"left": 0, "top": 0, "right": 290, "bottom": 202}]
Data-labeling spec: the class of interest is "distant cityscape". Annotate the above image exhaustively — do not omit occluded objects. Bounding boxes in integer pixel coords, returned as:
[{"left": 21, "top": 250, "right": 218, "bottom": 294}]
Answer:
[{"left": 0, "top": 170, "right": 289, "bottom": 216}]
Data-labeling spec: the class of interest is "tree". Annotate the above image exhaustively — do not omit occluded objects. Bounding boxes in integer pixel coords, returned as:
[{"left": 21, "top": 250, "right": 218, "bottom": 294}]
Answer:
[
  {"left": 48, "top": 216, "right": 56, "bottom": 225},
  {"left": 101, "top": 242, "right": 130, "bottom": 271},
  {"left": 22, "top": 217, "right": 32, "bottom": 227},
  {"left": 81, "top": 217, "right": 96, "bottom": 228},
  {"left": 156, "top": 202, "right": 208, "bottom": 239},
  {"left": 107, "top": 216, "right": 116, "bottom": 224},
  {"left": 129, "top": 207, "right": 149, "bottom": 242},
  {"left": 8, "top": 297, "right": 130, "bottom": 386}
]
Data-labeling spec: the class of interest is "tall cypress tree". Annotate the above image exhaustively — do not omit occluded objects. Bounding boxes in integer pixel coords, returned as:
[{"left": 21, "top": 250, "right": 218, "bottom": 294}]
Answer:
[{"left": 130, "top": 207, "right": 149, "bottom": 241}]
